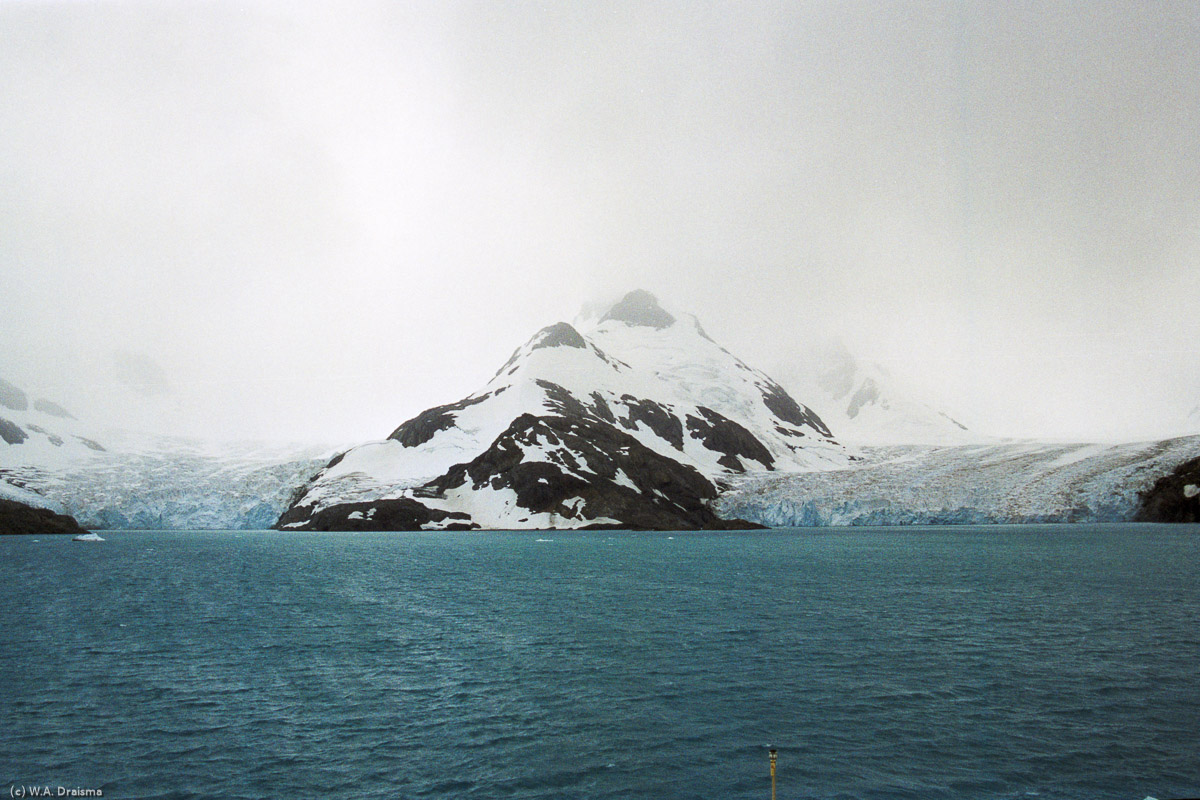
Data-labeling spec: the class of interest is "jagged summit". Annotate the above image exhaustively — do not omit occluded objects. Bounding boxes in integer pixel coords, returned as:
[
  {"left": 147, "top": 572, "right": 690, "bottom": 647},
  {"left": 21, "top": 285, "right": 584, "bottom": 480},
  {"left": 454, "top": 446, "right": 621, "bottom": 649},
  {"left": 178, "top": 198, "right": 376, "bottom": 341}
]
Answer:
[
  {"left": 598, "top": 290, "right": 676, "bottom": 330},
  {"left": 530, "top": 322, "right": 588, "bottom": 350},
  {"left": 278, "top": 294, "right": 847, "bottom": 531}
]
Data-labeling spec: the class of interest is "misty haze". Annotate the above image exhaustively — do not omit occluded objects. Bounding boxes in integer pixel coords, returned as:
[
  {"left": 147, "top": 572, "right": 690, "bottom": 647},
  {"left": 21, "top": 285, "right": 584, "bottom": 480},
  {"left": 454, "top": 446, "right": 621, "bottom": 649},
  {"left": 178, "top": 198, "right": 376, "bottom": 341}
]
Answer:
[{"left": 2, "top": 3, "right": 1199, "bottom": 799}]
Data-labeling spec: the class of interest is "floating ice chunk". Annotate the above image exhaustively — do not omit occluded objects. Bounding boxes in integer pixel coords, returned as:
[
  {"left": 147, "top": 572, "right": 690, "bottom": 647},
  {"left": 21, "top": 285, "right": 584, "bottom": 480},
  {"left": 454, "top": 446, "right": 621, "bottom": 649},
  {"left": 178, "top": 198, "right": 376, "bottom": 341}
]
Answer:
[{"left": 73, "top": 532, "right": 105, "bottom": 542}]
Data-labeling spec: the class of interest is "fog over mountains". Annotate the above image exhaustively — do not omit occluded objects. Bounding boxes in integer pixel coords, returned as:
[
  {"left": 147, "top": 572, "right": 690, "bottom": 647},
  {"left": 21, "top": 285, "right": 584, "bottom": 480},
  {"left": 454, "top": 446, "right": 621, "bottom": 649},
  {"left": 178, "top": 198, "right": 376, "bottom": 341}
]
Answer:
[{"left": 3, "top": 2, "right": 1199, "bottom": 446}]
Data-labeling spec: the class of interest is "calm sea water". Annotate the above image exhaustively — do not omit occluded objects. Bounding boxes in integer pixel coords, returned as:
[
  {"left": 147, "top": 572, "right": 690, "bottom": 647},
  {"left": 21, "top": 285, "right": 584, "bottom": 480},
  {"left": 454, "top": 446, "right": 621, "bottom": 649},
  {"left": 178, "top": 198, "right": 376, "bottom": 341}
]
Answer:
[{"left": 1, "top": 525, "right": 1198, "bottom": 800}]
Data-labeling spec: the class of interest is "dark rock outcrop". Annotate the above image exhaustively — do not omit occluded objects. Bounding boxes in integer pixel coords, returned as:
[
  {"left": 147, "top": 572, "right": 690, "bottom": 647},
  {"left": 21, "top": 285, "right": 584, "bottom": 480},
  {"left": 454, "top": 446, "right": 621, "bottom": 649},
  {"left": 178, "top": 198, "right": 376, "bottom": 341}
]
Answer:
[
  {"left": 388, "top": 393, "right": 492, "bottom": 448},
  {"left": 0, "top": 418, "right": 29, "bottom": 445},
  {"left": 1134, "top": 456, "right": 1200, "bottom": 522},
  {"left": 276, "top": 497, "right": 477, "bottom": 532},
  {"left": 0, "top": 377, "right": 29, "bottom": 411},
  {"left": 34, "top": 399, "right": 74, "bottom": 419},
  {"left": 846, "top": 377, "right": 882, "bottom": 419},
  {"left": 619, "top": 396, "right": 684, "bottom": 450},
  {"left": 600, "top": 290, "right": 676, "bottom": 329},
  {"left": 0, "top": 499, "right": 90, "bottom": 535},
  {"left": 686, "top": 407, "right": 775, "bottom": 472},
  {"left": 759, "top": 380, "right": 832, "bottom": 437},
  {"left": 426, "top": 413, "right": 762, "bottom": 530},
  {"left": 530, "top": 322, "right": 588, "bottom": 350}
]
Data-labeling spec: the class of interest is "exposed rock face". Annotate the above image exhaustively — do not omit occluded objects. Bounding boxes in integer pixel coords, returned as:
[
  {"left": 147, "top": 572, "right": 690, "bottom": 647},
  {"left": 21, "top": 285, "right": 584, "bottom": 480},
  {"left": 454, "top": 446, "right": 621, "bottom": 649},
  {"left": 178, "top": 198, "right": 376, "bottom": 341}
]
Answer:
[
  {"left": 0, "top": 418, "right": 29, "bottom": 445},
  {"left": 426, "top": 413, "right": 745, "bottom": 530},
  {"left": 277, "top": 290, "right": 843, "bottom": 531},
  {"left": 276, "top": 497, "right": 476, "bottom": 532},
  {"left": 33, "top": 399, "right": 74, "bottom": 419},
  {"left": 0, "top": 498, "right": 90, "bottom": 535},
  {"left": 389, "top": 393, "right": 492, "bottom": 448},
  {"left": 600, "top": 289, "right": 676, "bottom": 329},
  {"left": 1135, "top": 455, "right": 1200, "bottom": 522},
  {"left": 0, "top": 377, "right": 29, "bottom": 412}
]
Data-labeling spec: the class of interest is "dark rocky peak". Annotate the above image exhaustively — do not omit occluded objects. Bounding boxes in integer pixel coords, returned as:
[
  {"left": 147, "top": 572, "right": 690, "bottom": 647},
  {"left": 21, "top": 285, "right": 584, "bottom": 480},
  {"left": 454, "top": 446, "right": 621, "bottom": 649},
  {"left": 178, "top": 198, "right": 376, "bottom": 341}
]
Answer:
[
  {"left": 530, "top": 322, "right": 587, "bottom": 351},
  {"left": 0, "top": 377, "right": 29, "bottom": 412},
  {"left": 600, "top": 290, "right": 676, "bottom": 330}
]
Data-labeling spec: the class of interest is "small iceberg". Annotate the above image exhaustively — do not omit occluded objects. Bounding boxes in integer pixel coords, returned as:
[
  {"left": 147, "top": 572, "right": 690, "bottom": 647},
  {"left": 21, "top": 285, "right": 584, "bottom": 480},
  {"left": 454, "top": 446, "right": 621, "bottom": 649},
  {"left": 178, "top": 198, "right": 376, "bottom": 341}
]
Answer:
[{"left": 73, "top": 532, "right": 105, "bottom": 542}]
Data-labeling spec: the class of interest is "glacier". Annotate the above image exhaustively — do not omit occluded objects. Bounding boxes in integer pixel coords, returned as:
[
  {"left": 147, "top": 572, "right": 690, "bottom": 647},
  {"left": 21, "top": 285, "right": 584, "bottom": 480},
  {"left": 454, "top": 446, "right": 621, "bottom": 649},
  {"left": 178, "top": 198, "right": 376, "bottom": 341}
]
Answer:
[{"left": 716, "top": 435, "right": 1200, "bottom": 526}]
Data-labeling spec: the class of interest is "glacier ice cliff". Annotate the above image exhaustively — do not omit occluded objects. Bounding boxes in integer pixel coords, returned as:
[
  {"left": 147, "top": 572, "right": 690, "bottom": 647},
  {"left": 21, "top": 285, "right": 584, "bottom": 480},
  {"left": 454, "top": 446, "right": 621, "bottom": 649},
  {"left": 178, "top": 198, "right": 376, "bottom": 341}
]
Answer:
[{"left": 715, "top": 436, "right": 1200, "bottom": 526}]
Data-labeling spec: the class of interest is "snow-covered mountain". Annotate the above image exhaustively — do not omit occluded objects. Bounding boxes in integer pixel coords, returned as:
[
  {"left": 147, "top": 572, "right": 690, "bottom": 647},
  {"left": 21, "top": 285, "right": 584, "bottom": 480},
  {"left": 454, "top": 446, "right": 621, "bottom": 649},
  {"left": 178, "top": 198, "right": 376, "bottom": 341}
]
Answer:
[
  {"left": 716, "top": 435, "right": 1200, "bottom": 526},
  {"left": 0, "top": 375, "right": 108, "bottom": 466},
  {"left": 769, "top": 339, "right": 983, "bottom": 446},
  {"left": 278, "top": 290, "right": 849, "bottom": 531},
  {"left": 1, "top": 374, "right": 335, "bottom": 529}
]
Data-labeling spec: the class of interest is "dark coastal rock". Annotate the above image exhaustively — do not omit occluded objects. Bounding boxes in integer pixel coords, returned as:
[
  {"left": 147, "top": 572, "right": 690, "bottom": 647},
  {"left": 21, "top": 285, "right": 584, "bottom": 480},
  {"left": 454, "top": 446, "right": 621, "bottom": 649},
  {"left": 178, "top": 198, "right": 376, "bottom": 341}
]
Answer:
[
  {"left": 759, "top": 380, "right": 832, "bottom": 437},
  {"left": 0, "top": 418, "right": 29, "bottom": 445},
  {"left": 388, "top": 393, "right": 491, "bottom": 447},
  {"left": 0, "top": 498, "right": 90, "bottom": 535},
  {"left": 0, "top": 377, "right": 29, "bottom": 412},
  {"left": 276, "top": 497, "right": 477, "bottom": 532},
  {"left": 600, "top": 290, "right": 676, "bottom": 329},
  {"left": 686, "top": 407, "right": 775, "bottom": 472},
  {"left": 34, "top": 398, "right": 74, "bottom": 419},
  {"left": 1134, "top": 455, "right": 1200, "bottom": 522}
]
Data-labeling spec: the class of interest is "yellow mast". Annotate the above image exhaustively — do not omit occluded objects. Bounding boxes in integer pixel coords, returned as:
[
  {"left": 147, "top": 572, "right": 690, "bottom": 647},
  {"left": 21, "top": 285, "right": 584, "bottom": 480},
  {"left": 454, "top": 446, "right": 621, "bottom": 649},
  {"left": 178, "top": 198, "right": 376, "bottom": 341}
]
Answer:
[{"left": 769, "top": 747, "right": 777, "bottom": 800}]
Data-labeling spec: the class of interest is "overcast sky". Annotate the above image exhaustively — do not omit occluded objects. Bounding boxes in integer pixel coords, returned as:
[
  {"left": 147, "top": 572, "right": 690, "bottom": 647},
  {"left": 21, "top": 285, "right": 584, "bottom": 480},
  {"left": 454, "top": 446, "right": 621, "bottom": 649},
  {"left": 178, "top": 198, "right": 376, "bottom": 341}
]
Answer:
[{"left": 2, "top": 1, "right": 1198, "bottom": 443}]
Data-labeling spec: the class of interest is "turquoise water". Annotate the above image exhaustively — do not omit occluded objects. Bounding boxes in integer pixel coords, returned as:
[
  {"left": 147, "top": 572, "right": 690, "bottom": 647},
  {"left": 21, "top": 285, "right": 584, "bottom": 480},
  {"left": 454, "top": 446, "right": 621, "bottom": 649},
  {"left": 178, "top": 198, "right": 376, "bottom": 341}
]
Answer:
[{"left": 1, "top": 525, "right": 1198, "bottom": 799}]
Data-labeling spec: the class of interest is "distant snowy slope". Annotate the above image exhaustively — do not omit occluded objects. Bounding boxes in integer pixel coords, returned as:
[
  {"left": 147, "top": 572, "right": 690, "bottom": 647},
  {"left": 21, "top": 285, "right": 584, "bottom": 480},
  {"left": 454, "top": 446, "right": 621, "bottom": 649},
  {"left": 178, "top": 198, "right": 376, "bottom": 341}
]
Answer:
[
  {"left": 1, "top": 373, "right": 336, "bottom": 529},
  {"left": 769, "top": 339, "right": 983, "bottom": 446},
  {"left": 717, "top": 435, "right": 1200, "bottom": 526},
  {"left": 279, "top": 290, "right": 848, "bottom": 531},
  {"left": 3, "top": 435, "right": 335, "bottom": 530},
  {"left": 0, "top": 375, "right": 109, "bottom": 466}
]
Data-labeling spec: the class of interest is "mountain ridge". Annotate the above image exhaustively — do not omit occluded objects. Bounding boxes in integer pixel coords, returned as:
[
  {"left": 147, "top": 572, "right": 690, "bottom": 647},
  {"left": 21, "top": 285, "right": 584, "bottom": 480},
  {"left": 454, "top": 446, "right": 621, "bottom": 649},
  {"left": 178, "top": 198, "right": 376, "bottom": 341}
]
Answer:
[{"left": 277, "top": 291, "right": 847, "bottom": 531}]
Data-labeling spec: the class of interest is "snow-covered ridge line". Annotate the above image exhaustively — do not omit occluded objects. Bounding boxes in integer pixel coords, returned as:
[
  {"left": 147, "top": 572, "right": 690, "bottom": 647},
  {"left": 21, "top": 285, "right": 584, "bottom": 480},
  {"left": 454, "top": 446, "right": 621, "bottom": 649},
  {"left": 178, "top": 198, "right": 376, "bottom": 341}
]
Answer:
[{"left": 716, "top": 435, "right": 1200, "bottom": 526}]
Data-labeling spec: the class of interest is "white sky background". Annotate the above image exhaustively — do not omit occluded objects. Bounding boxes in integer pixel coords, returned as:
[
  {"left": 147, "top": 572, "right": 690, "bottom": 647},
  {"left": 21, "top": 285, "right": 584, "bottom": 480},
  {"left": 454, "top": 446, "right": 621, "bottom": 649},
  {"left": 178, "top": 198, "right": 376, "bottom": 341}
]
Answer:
[{"left": 2, "top": 1, "right": 1198, "bottom": 443}]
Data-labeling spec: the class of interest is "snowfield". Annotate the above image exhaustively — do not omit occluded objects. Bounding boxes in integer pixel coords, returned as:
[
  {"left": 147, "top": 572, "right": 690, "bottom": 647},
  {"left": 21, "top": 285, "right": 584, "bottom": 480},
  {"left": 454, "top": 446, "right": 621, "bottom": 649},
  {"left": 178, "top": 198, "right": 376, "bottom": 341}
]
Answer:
[{"left": 716, "top": 435, "right": 1200, "bottom": 526}]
